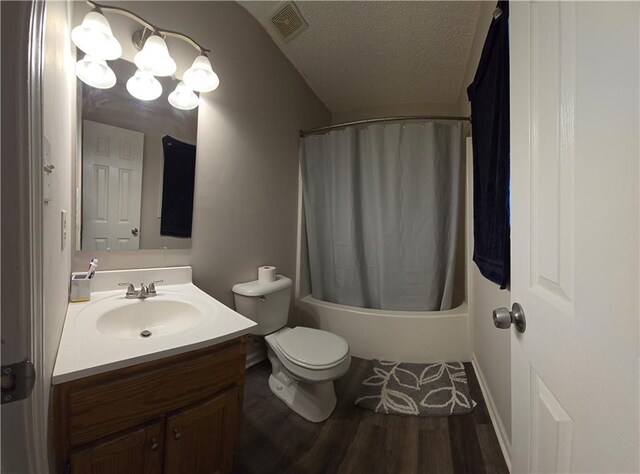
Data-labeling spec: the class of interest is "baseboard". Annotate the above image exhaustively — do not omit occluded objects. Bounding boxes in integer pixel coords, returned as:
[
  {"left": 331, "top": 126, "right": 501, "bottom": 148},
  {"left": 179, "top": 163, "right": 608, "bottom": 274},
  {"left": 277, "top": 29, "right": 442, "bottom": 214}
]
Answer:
[{"left": 471, "top": 357, "right": 512, "bottom": 473}]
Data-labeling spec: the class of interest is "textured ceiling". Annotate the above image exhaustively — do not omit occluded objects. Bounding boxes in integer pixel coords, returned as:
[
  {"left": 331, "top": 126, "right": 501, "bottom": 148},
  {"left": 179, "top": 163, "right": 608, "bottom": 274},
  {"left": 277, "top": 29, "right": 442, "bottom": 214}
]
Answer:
[{"left": 240, "top": 1, "right": 483, "bottom": 115}]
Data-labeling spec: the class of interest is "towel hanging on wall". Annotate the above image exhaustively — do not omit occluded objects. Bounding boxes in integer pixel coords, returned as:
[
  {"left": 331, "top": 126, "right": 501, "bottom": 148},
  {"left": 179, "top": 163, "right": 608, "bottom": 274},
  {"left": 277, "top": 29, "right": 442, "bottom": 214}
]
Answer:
[
  {"left": 160, "top": 135, "right": 196, "bottom": 238},
  {"left": 466, "top": 1, "right": 511, "bottom": 288}
]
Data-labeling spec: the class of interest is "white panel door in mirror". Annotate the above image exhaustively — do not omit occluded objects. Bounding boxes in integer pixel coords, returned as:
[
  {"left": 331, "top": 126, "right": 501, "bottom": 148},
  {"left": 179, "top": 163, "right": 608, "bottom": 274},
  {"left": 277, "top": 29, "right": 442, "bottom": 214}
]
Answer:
[{"left": 82, "top": 120, "right": 143, "bottom": 250}]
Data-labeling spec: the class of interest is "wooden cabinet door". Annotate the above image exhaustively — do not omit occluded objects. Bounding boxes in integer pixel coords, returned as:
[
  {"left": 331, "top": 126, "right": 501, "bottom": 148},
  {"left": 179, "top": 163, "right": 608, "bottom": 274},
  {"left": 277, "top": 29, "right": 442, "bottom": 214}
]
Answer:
[
  {"left": 164, "top": 386, "right": 241, "bottom": 474},
  {"left": 70, "top": 422, "right": 163, "bottom": 474}
]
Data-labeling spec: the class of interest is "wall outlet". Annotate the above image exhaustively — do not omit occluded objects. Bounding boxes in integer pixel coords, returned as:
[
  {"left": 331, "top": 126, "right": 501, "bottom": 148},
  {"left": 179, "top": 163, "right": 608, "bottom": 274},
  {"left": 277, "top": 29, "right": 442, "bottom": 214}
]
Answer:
[{"left": 61, "top": 210, "right": 67, "bottom": 250}]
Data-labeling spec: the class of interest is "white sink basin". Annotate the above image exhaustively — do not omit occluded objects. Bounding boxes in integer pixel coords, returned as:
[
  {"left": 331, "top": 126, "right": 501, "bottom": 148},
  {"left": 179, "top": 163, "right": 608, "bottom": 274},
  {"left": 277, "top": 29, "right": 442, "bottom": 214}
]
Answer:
[
  {"left": 53, "top": 266, "right": 257, "bottom": 385},
  {"left": 95, "top": 297, "right": 205, "bottom": 339}
]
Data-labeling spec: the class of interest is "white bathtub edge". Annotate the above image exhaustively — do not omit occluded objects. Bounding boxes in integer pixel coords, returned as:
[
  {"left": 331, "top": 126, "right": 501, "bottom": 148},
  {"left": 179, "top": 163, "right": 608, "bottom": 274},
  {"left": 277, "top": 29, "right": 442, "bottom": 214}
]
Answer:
[{"left": 294, "top": 295, "right": 472, "bottom": 363}]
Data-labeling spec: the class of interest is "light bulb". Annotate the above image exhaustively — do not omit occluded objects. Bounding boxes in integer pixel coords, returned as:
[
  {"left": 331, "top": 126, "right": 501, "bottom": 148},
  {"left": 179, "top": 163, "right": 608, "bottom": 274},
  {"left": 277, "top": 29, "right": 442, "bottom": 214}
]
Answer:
[
  {"left": 75, "top": 55, "right": 116, "bottom": 89},
  {"left": 71, "top": 10, "right": 122, "bottom": 60},
  {"left": 126, "top": 69, "right": 162, "bottom": 101},
  {"left": 183, "top": 55, "right": 219, "bottom": 92},
  {"left": 134, "top": 34, "right": 176, "bottom": 77},
  {"left": 168, "top": 82, "right": 199, "bottom": 110}
]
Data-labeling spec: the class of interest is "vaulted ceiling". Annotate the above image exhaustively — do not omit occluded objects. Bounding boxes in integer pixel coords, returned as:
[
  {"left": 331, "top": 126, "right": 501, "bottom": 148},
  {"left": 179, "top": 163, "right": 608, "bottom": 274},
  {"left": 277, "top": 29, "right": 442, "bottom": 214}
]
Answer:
[{"left": 240, "top": 1, "right": 484, "bottom": 116}]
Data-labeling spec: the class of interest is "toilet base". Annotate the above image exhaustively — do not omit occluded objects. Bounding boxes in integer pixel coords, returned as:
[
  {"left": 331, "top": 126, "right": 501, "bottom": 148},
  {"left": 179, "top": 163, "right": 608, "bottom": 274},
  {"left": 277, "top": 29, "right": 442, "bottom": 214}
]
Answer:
[
  {"left": 267, "top": 351, "right": 337, "bottom": 423},
  {"left": 268, "top": 375, "right": 337, "bottom": 423}
]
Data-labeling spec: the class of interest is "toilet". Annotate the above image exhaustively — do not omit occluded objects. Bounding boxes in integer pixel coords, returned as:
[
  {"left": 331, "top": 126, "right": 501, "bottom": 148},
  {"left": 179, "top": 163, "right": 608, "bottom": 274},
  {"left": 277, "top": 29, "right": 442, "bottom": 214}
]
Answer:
[{"left": 232, "top": 275, "right": 350, "bottom": 422}]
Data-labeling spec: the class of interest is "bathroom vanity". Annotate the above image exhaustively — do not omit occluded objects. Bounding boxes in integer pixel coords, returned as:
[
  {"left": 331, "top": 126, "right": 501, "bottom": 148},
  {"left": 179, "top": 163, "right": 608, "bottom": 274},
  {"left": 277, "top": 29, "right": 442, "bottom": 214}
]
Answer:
[
  {"left": 52, "top": 267, "right": 256, "bottom": 474},
  {"left": 53, "top": 338, "right": 246, "bottom": 474}
]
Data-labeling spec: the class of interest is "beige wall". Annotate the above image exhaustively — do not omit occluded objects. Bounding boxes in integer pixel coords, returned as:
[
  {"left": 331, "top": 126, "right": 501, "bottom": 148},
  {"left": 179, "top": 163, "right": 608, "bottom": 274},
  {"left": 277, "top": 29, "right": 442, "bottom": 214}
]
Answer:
[
  {"left": 470, "top": 266, "right": 511, "bottom": 437},
  {"left": 72, "top": 2, "right": 331, "bottom": 310},
  {"left": 42, "top": 0, "right": 77, "bottom": 466},
  {"left": 43, "top": 0, "right": 76, "bottom": 382}
]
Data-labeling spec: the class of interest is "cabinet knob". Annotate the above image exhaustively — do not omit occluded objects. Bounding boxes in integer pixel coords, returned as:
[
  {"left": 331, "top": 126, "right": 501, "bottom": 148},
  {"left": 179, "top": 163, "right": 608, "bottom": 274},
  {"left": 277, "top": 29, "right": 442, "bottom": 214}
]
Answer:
[
  {"left": 151, "top": 438, "right": 159, "bottom": 451},
  {"left": 173, "top": 429, "right": 182, "bottom": 441}
]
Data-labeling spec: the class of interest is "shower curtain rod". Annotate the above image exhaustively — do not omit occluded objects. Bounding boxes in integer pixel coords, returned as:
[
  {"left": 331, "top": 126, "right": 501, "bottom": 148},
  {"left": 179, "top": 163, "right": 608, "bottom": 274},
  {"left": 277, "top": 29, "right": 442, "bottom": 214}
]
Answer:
[{"left": 299, "top": 114, "right": 471, "bottom": 137}]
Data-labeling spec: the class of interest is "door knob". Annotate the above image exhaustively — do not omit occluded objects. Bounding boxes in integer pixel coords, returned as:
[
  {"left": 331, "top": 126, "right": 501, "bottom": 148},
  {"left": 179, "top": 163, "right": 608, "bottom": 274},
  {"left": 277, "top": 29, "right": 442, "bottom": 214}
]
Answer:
[
  {"left": 493, "top": 303, "right": 526, "bottom": 333},
  {"left": 150, "top": 438, "right": 159, "bottom": 451},
  {"left": 131, "top": 227, "right": 139, "bottom": 236},
  {"left": 173, "top": 428, "right": 182, "bottom": 441}
]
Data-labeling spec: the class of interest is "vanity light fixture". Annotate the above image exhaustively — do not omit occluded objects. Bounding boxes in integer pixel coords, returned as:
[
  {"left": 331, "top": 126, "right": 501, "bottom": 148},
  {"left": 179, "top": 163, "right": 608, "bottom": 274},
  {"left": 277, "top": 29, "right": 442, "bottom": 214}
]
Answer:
[
  {"left": 71, "top": 10, "right": 122, "bottom": 60},
  {"left": 75, "top": 54, "right": 117, "bottom": 89},
  {"left": 168, "top": 81, "right": 200, "bottom": 110},
  {"left": 134, "top": 34, "right": 177, "bottom": 77},
  {"left": 126, "top": 69, "right": 163, "bottom": 101},
  {"left": 72, "top": 0, "right": 217, "bottom": 110},
  {"left": 183, "top": 55, "right": 220, "bottom": 93}
]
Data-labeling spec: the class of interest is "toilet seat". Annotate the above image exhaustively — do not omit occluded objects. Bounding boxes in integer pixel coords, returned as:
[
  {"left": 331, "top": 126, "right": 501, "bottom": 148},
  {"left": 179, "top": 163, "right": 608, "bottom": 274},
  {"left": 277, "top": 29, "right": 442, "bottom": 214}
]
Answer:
[{"left": 272, "top": 327, "right": 350, "bottom": 370}]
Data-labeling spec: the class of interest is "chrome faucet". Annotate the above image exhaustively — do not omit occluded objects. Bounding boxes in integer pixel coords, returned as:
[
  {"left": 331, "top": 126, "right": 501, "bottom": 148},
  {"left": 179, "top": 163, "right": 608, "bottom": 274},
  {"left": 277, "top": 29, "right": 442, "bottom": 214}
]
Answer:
[{"left": 118, "top": 280, "right": 163, "bottom": 299}]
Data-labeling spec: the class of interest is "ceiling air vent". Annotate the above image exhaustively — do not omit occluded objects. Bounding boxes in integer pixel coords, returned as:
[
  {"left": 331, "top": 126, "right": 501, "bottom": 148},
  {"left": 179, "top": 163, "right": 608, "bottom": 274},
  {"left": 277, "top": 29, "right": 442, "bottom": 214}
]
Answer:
[{"left": 270, "top": 2, "right": 308, "bottom": 43}]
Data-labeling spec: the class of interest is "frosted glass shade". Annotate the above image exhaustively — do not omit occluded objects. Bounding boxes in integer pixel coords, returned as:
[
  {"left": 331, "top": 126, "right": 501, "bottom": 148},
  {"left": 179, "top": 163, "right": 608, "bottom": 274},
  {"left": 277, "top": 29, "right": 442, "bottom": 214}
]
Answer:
[
  {"left": 75, "top": 55, "right": 116, "bottom": 89},
  {"left": 71, "top": 11, "right": 122, "bottom": 60},
  {"left": 126, "top": 69, "right": 162, "bottom": 101},
  {"left": 134, "top": 35, "right": 176, "bottom": 77},
  {"left": 168, "top": 82, "right": 199, "bottom": 110},
  {"left": 183, "top": 55, "right": 219, "bottom": 92}
]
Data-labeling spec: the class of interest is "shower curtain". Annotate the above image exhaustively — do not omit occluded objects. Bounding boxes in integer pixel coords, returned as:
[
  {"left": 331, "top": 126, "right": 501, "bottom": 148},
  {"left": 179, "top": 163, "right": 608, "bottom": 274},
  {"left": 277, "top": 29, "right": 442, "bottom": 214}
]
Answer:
[{"left": 300, "top": 121, "right": 462, "bottom": 311}]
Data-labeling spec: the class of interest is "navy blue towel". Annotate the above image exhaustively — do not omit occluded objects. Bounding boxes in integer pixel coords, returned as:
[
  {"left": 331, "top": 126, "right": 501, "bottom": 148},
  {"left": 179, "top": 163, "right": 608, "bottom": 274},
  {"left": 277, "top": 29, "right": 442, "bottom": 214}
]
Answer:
[
  {"left": 160, "top": 135, "right": 196, "bottom": 238},
  {"left": 467, "top": 1, "right": 510, "bottom": 289}
]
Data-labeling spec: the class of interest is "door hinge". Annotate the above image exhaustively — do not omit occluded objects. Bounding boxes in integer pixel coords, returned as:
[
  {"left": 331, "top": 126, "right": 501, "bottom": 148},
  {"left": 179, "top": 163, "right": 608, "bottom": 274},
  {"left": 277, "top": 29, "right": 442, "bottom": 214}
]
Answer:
[{"left": 1, "top": 360, "right": 35, "bottom": 404}]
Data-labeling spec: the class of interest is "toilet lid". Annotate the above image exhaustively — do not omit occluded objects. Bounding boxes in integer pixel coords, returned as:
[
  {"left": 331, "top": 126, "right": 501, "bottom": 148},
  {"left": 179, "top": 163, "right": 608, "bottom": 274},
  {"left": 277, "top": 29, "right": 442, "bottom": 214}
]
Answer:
[{"left": 274, "top": 327, "right": 349, "bottom": 368}]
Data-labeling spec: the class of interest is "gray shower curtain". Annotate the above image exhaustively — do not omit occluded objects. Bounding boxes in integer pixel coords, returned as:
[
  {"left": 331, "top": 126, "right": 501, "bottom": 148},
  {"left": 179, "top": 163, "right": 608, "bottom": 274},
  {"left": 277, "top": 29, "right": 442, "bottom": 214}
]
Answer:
[{"left": 300, "top": 121, "right": 462, "bottom": 311}]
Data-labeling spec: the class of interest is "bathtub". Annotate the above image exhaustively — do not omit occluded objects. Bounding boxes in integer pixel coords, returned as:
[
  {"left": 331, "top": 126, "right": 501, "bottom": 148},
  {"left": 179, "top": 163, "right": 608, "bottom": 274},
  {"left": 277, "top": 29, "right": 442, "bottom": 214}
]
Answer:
[{"left": 294, "top": 295, "right": 472, "bottom": 363}]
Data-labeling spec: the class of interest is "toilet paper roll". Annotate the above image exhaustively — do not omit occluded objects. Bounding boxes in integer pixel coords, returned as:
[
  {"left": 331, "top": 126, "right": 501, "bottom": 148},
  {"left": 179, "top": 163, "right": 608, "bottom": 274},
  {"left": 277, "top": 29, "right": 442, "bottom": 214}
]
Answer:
[{"left": 258, "top": 266, "right": 276, "bottom": 283}]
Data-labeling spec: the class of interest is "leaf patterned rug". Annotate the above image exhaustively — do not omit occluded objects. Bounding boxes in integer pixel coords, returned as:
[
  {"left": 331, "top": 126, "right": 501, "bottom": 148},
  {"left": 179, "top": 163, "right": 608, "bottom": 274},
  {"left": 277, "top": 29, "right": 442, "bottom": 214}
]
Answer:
[{"left": 354, "top": 360, "right": 477, "bottom": 416}]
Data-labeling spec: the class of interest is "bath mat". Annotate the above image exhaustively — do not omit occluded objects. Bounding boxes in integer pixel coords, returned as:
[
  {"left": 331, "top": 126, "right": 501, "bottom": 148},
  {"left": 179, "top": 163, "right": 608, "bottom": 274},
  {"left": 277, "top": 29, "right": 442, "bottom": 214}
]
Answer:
[{"left": 355, "top": 360, "right": 476, "bottom": 416}]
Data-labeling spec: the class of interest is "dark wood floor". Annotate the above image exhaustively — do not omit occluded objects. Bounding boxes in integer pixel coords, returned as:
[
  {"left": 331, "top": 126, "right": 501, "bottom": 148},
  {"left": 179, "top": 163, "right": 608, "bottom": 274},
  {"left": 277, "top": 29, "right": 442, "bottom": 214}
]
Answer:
[{"left": 233, "top": 357, "right": 508, "bottom": 474}]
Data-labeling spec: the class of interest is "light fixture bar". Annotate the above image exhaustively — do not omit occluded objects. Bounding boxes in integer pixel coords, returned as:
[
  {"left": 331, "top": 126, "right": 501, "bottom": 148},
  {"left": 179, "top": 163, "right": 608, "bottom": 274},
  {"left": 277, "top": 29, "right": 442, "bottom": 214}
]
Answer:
[{"left": 85, "top": 0, "right": 211, "bottom": 54}]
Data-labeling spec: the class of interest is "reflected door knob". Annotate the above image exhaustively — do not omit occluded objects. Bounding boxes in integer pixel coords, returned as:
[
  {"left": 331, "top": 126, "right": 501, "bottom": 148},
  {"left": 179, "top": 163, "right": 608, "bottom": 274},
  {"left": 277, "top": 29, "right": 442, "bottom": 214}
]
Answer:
[
  {"left": 131, "top": 227, "right": 139, "bottom": 236},
  {"left": 493, "top": 303, "right": 526, "bottom": 333}
]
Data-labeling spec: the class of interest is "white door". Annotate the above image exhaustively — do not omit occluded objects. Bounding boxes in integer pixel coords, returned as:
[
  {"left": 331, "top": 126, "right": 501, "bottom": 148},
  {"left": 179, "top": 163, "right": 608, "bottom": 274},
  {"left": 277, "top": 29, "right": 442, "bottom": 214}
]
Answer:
[
  {"left": 81, "top": 120, "right": 144, "bottom": 250},
  {"left": 509, "top": 2, "right": 639, "bottom": 472}
]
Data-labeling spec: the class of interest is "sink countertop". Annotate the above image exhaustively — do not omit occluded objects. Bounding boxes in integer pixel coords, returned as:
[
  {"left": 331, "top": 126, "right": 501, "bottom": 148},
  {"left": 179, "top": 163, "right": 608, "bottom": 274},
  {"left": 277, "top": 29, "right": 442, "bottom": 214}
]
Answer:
[{"left": 52, "top": 266, "right": 256, "bottom": 385}]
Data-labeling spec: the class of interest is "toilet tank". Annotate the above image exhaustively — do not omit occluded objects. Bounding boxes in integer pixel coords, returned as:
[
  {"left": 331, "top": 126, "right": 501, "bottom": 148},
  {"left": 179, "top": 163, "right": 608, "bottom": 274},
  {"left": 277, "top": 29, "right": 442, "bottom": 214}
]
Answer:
[{"left": 232, "top": 275, "right": 292, "bottom": 336}]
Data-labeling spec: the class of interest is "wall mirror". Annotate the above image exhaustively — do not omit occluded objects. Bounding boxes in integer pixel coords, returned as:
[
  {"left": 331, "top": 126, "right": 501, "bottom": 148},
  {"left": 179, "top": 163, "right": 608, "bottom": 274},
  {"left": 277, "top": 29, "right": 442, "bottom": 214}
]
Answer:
[{"left": 76, "top": 58, "right": 198, "bottom": 251}]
